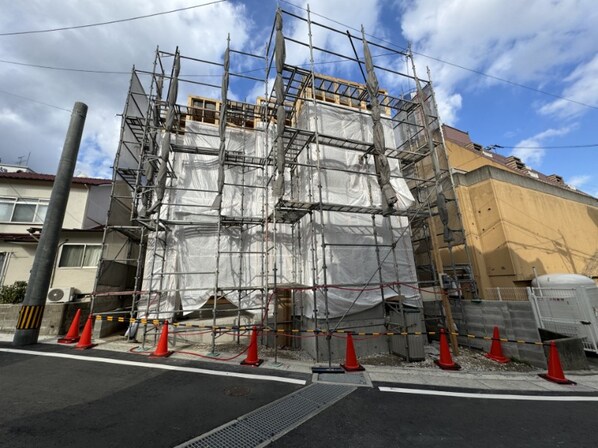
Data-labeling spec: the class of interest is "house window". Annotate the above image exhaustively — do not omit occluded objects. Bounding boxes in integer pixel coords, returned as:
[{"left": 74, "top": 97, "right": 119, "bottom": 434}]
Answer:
[
  {"left": 58, "top": 244, "right": 101, "bottom": 268},
  {"left": 0, "top": 197, "right": 49, "bottom": 223},
  {"left": 0, "top": 252, "right": 8, "bottom": 284}
]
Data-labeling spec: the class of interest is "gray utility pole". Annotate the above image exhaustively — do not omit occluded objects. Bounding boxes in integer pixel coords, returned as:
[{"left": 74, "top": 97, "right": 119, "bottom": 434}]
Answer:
[{"left": 13, "top": 102, "right": 88, "bottom": 346}]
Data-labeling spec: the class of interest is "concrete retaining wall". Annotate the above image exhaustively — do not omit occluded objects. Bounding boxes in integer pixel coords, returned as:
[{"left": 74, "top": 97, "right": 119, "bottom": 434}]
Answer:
[
  {"left": 539, "top": 329, "right": 589, "bottom": 371},
  {"left": 0, "top": 302, "right": 91, "bottom": 336}
]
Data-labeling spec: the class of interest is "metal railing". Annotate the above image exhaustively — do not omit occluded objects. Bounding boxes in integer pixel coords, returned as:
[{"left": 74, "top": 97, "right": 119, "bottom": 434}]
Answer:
[{"left": 483, "top": 287, "right": 529, "bottom": 301}]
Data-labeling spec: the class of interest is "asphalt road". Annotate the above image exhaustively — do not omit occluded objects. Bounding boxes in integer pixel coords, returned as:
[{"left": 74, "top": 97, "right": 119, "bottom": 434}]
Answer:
[
  {"left": 2, "top": 342, "right": 598, "bottom": 448},
  {"left": 0, "top": 343, "right": 304, "bottom": 448},
  {"left": 272, "top": 386, "right": 598, "bottom": 448}
]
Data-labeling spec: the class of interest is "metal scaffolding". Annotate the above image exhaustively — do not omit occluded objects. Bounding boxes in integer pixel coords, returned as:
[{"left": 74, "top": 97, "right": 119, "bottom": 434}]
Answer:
[{"left": 92, "top": 6, "right": 478, "bottom": 359}]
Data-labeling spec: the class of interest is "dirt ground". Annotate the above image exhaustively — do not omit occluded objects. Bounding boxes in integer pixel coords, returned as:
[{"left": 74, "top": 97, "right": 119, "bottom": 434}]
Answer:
[
  {"left": 360, "top": 342, "right": 535, "bottom": 372},
  {"left": 106, "top": 330, "right": 536, "bottom": 372}
]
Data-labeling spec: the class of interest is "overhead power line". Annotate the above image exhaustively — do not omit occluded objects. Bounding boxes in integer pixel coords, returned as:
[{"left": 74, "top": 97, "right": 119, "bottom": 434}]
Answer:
[
  {"left": 0, "top": 58, "right": 130, "bottom": 75},
  {"left": 279, "top": 0, "right": 598, "bottom": 112},
  {"left": 0, "top": 50, "right": 394, "bottom": 77},
  {"left": 492, "top": 143, "right": 598, "bottom": 150},
  {"left": 409, "top": 52, "right": 598, "bottom": 111},
  {"left": 0, "top": 89, "right": 71, "bottom": 112},
  {"left": 0, "top": 0, "right": 227, "bottom": 37}
]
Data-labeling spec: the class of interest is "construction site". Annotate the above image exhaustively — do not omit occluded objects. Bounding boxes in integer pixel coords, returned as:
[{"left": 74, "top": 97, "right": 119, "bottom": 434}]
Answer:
[{"left": 90, "top": 7, "right": 485, "bottom": 365}]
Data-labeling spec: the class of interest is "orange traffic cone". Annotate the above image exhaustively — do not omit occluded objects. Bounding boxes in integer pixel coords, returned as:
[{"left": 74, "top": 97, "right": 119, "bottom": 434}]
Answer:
[
  {"left": 435, "top": 328, "right": 460, "bottom": 370},
  {"left": 539, "top": 341, "right": 576, "bottom": 385},
  {"left": 241, "top": 326, "right": 263, "bottom": 367},
  {"left": 75, "top": 316, "right": 97, "bottom": 350},
  {"left": 341, "top": 332, "right": 365, "bottom": 372},
  {"left": 485, "top": 326, "right": 510, "bottom": 363},
  {"left": 58, "top": 309, "right": 82, "bottom": 344},
  {"left": 150, "top": 321, "right": 173, "bottom": 358}
]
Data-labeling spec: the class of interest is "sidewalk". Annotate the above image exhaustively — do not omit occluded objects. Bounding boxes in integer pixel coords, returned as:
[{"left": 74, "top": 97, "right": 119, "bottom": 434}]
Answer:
[{"left": 2, "top": 331, "right": 598, "bottom": 394}]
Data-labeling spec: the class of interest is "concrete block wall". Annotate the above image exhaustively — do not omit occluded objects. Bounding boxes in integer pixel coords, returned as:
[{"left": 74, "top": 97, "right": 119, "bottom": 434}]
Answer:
[
  {"left": 388, "top": 307, "right": 426, "bottom": 361},
  {"left": 450, "top": 300, "right": 546, "bottom": 368},
  {"left": 505, "top": 302, "right": 546, "bottom": 367},
  {"left": 0, "top": 304, "right": 20, "bottom": 334},
  {"left": 300, "top": 304, "right": 388, "bottom": 362}
]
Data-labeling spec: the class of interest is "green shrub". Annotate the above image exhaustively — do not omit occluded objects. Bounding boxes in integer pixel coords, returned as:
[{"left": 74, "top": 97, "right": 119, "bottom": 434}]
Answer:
[{"left": 0, "top": 281, "right": 28, "bottom": 304}]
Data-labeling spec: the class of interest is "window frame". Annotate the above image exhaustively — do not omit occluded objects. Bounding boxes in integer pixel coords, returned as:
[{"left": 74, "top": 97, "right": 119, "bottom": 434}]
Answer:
[
  {"left": 57, "top": 244, "right": 102, "bottom": 269},
  {"left": 0, "top": 197, "right": 49, "bottom": 224},
  {"left": 0, "top": 252, "right": 9, "bottom": 285}
]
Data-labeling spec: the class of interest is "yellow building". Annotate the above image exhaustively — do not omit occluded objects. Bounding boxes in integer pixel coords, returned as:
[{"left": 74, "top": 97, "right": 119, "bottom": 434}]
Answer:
[{"left": 436, "top": 126, "right": 598, "bottom": 293}]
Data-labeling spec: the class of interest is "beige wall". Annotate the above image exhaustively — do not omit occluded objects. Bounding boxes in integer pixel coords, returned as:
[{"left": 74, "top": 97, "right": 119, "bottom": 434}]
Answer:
[
  {"left": 0, "top": 178, "right": 110, "bottom": 297},
  {"left": 51, "top": 232, "right": 103, "bottom": 294},
  {"left": 439, "top": 142, "right": 598, "bottom": 292},
  {"left": 0, "top": 180, "right": 90, "bottom": 233},
  {"left": 425, "top": 141, "right": 598, "bottom": 294},
  {"left": 1, "top": 232, "right": 102, "bottom": 294},
  {"left": 445, "top": 140, "right": 507, "bottom": 174},
  {"left": 0, "top": 242, "right": 36, "bottom": 286},
  {"left": 490, "top": 180, "right": 597, "bottom": 280}
]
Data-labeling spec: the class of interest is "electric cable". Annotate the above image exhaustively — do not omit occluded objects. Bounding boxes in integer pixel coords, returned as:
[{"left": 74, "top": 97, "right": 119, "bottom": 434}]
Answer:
[
  {"left": 0, "top": 0, "right": 227, "bottom": 37},
  {"left": 0, "top": 88, "right": 71, "bottom": 112},
  {"left": 491, "top": 143, "right": 598, "bottom": 150},
  {"left": 279, "top": 0, "right": 598, "bottom": 111}
]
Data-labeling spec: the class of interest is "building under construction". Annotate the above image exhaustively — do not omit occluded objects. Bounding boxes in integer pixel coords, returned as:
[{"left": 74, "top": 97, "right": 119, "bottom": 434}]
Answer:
[{"left": 92, "top": 7, "right": 475, "bottom": 362}]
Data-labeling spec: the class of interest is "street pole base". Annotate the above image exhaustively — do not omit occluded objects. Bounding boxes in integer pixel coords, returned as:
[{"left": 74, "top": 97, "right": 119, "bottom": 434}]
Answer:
[{"left": 13, "top": 328, "right": 41, "bottom": 347}]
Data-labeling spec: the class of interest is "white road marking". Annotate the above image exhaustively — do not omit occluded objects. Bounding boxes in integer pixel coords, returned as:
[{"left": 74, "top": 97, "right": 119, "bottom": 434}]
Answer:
[
  {"left": 378, "top": 386, "right": 598, "bottom": 401},
  {"left": 0, "top": 348, "right": 306, "bottom": 386}
]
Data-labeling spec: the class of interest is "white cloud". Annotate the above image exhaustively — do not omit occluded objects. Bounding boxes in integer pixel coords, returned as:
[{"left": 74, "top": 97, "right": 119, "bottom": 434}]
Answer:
[
  {"left": 398, "top": 0, "right": 598, "bottom": 123},
  {"left": 567, "top": 174, "right": 591, "bottom": 189},
  {"left": 0, "top": 1, "right": 388, "bottom": 178},
  {"left": 284, "top": 0, "right": 383, "bottom": 75},
  {"left": 538, "top": 54, "right": 598, "bottom": 119},
  {"left": 432, "top": 86, "right": 461, "bottom": 126},
  {"left": 0, "top": 0, "right": 252, "bottom": 178},
  {"left": 511, "top": 126, "right": 573, "bottom": 166}
]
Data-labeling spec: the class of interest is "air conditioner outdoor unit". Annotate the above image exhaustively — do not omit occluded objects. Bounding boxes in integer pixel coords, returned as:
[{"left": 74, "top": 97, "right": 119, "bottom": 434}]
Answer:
[{"left": 47, "top": 287, "right": 75, "bottom": 303}]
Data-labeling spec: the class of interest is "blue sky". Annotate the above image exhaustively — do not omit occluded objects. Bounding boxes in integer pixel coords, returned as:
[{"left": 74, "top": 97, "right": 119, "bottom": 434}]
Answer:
[{"left": 0, "top": 0, "right": 597, "bottom": 196}]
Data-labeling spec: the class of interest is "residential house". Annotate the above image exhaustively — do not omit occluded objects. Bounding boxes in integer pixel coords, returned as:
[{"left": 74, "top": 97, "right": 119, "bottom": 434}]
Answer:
[{"left": 0, "top": 171, "right": 111, "bottom": 300}]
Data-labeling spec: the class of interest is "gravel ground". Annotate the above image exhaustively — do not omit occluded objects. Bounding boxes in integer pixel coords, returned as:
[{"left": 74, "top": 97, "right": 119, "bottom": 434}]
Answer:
[
  {"left": 360, "top": 342, "right": 534, "bottom": 372},
  {"left": 103, "top": 331, "right": 534, "bottom": 372}
]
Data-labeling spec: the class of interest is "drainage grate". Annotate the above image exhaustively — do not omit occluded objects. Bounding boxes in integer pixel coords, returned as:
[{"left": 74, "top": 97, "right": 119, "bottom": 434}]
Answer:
[
  {"left": 177, "top": 383, "right": 355, "bottom": 448},
  {"left": 317, "top": 372, "right": 370, "bottom": 386}
]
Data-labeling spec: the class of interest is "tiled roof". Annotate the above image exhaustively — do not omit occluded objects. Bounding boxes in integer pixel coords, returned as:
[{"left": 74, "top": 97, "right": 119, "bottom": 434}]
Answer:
[
  {"left": 441, "top": 125, "right": 592, "bottom": 196},
  {"left": 0, "top": 171, "right": 111, "bottom": 186}
]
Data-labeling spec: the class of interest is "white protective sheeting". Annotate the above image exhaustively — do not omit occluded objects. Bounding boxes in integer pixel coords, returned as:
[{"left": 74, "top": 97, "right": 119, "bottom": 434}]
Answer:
[
  {"left": 292, "top": 103, "right": 420, "bottom": 317},
  {"left": 140, "top": 101, "right": 420, "bottom": 320}
]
